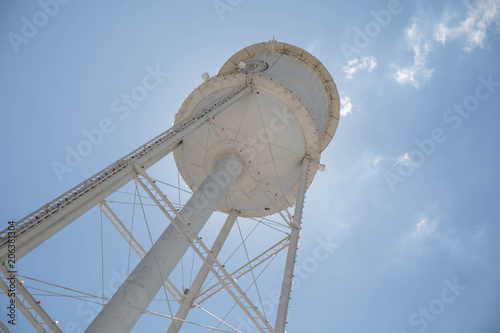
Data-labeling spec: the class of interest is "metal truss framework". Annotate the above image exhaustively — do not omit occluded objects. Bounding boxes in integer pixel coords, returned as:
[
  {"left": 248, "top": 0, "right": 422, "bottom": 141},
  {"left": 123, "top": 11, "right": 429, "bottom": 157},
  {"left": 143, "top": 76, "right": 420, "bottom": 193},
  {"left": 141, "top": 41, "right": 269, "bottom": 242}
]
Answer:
[
  {"left": 100, "top": 188, "right": 293, "bottom": 332},
  {"left": 0, "top": 319, "right": 12, "bottom": 333},
  {"left": 194, "top": 236, "right": 290, "bottom": 306},
  {"left": 275, "top": 157, "right": 310, "bottom": 332},
  {"left": 0, "top": 74, "right": 311, "bottom": 332},
  {"left": 134, "top": 169, "right": 274, "bottom": 332},
  {"left": 0, "top": 264, "right": 61, "bottom": 333},
  {"left": 0, "top": 81, "right": 252, "bottom": 259},
  {"left": 166, "top": 210, "right": 238, "bottom": 333},
  {"left": 97, "top": 201, "right": 183, "bottom": 303}
]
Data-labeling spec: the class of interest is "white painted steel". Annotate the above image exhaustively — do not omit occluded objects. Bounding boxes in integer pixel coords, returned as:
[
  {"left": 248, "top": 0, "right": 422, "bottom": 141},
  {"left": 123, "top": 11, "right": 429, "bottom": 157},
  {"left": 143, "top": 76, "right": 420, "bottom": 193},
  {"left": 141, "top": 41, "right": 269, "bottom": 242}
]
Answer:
[
  {"left": 0, "top": 319, "right": 11, "bottom": 333},
  {"left": 4, "top": 41, "right": 339, "bottom": 333},
  {"left": 219, "top": 42, "right": 340, "bottom": 151},
  {"left": 98, "top": 201, "right": 183, "bottom": 303},
  {"left": 174, "top": 42, "right": 339, "bottom": 218},
  {"left": 0, "top": 278, "right": 45, "bottom": 333},
  {"left": 0, "top": 264, "right": 62, "bottom": 333},
  {"left": 194, "top": 236, "right": 289, "bottom": 305},
  {"left": 275, "top": 157, "right": 309, "bottom": 332},
  {"left": 85, "top": 156, "right": 242, "bottom": 333},
  {"left": 167, "top": 210, "right": 238, "bottom": 333},
  {"left": 136, "top": 169, "right": 274, "bottom": 332},
  {"left": 0, "top": 82, "right": 250, "bottom": 260}
]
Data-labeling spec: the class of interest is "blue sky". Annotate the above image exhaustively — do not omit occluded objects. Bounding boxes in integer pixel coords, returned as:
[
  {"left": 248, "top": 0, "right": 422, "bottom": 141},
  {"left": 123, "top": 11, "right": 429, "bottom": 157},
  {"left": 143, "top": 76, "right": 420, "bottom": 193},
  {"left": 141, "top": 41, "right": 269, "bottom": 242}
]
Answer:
[{"left": 1, "top": 0, "right": 500, "bottom": 332}]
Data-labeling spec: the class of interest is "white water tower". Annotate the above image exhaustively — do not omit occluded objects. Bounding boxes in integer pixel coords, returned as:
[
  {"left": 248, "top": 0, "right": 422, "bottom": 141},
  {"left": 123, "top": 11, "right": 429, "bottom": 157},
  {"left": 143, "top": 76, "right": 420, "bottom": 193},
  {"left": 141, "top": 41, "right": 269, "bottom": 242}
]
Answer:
[{"left": 0, "top": 41, "right": 339, "bottom": 333}]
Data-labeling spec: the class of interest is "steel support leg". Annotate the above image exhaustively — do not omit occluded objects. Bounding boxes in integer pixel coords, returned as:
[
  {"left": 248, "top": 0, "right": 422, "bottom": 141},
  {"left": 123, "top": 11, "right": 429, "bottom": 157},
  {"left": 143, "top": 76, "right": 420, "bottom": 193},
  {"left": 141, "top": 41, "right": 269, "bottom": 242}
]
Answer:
[
  {"left": 275, "top": 157, "right": 310, "bottom": 332},
  {"left": 98, "top": 201, "right": 182, "bottom": 303},
  {"left": 167, "top": 210, "right": 238, "bottom": 333},
  {"left": 85, "top": 155, "right": 242, "bottom": 333},
  {"left": 136, "top": 169, "right": 273, "bottom": 332},
  {"left": 0, "top": 319, "right": 12, "bottom": 333}
]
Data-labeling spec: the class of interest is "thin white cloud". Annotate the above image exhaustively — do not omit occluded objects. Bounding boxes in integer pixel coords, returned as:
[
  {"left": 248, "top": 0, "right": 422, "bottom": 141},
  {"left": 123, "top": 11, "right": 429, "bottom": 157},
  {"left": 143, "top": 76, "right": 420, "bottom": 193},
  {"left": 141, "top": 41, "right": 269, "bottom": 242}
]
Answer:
[
  {"left": 357, "top": 154, "right": 405, "bottom": 172},
  {"left": 359, "top": 154, "right": 384, "bottom": 179},
  {"left": 390, "top": 202, "right": 490, "bottom": 262},
  {"left": 435, "top": 0, "right": 500, "bottom": 50},
  {"left": 399, "top": 212, "right": 440, "bottom": 254},
  {"left": 394, "top": 0, "right": 500, "bottom": 88},
  {"left": 393, "top": 21, "right": 435, "bottom": 89},
  {"left": 394, "top": 153, "right": 419, "bottom": 168},
  {"left": 349, "top": 153, "right": 388, "bottom": 184},
  {"left": 370, "top": 155, "right": 383, "bottom": 166},
  {"left": 412, "top": 218, "right": 437, "bottom": 240},
  {"left": 399, "top": 211, "right": 467, "bottom": 259},
  {"left": 340, "top": 96, "right": 353, "bottom": 116},
  {"left": 342, "top": 56, "right": 377, "bottom": 79}
]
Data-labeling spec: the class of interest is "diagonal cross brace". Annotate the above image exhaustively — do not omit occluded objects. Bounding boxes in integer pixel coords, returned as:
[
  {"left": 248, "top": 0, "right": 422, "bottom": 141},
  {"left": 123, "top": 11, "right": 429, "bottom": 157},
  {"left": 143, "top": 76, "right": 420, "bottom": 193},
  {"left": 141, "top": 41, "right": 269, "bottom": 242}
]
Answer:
[
  {"left": 86, "top": 155, "right": 243, "bottom": 332},
  {"left": 136, "top": 169, "right": 274, "bottom": 332},
  {"left": 167, "top": 210, "right": 238, "bottom": 333},
  {"left": 195, "top": 236, "right": 289, "bottom": 305},
  {"left": 0, "top": 264, "right": 62, "bottom": 333},
  {"left": 0, "top": 82, "right": 252, "bottom": 260},
  {"left": 0, "top": 319, "right": 12, "bottom": 333},
  {"left": 97, "top": 201, "right": 183, "bottom": 303}
]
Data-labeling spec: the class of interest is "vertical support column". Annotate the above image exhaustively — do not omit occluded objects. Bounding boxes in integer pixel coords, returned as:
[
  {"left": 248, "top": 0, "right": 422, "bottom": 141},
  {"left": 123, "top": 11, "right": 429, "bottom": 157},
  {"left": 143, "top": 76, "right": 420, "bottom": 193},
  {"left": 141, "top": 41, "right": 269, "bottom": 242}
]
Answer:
[
  {"left": 86, "top": 155, "right": 242, "bottom": 333},
  {"left": 167, "top": 210, "right": 238, "bottom": 333},
  {"left": 275, "top": 156, "right": 310, "bottom": 332}
]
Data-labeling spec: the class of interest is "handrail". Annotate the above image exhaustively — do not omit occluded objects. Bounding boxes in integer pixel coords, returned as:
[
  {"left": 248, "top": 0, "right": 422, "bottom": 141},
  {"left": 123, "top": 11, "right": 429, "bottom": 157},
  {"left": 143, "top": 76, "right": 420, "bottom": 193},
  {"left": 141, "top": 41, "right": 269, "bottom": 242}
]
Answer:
[{"left": 0, "top": 82, "right": 251, "bottom": 251}]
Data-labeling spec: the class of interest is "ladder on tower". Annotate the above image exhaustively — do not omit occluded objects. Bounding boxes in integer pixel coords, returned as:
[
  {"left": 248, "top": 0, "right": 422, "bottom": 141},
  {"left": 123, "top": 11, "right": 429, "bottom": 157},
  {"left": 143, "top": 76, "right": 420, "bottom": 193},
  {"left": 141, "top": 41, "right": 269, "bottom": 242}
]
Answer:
[{"left": 0, "top": 78, "right": 253, "bottom": 260}]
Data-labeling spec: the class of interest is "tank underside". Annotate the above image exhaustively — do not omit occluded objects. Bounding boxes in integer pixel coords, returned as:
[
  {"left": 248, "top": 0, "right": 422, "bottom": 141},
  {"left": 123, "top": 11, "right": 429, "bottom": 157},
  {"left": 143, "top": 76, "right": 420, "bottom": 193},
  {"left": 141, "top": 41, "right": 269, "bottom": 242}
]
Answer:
[{"left": 174, "top": 42, "right": 339, "bottom": 217}]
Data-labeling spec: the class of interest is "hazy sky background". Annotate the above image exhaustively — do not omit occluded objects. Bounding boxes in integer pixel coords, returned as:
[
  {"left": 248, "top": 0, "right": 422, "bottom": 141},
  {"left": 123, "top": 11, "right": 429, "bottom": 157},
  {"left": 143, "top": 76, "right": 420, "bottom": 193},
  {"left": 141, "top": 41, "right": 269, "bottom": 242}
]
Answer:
[{"left": 1, "top": 0, "right": 500, "bottom": 332}]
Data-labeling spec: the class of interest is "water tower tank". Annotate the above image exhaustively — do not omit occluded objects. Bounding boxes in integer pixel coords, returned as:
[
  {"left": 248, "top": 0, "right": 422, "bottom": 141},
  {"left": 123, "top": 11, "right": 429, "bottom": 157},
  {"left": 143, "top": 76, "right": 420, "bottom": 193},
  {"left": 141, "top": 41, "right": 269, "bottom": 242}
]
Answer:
[{"left": 173, "top": 41, "right": 340, "bottom": 217}]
